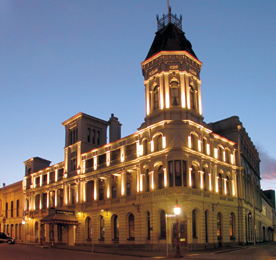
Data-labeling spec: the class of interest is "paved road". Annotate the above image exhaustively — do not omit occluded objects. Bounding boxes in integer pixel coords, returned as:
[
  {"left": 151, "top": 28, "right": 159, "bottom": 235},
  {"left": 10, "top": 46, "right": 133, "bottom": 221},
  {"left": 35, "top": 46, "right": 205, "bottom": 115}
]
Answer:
[
  {"left": 1, "top": 242, "right": 276, "bottom": 260},
  {"left": 0, "top": 243, "right": 144, "bottom": 260}
]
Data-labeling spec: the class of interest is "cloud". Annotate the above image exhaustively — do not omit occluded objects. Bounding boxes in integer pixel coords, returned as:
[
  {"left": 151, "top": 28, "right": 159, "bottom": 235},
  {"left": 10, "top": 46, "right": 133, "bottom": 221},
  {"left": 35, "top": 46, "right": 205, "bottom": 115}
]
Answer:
[{"left": 257, "top": 145, "right": 276, "bottom": 182}]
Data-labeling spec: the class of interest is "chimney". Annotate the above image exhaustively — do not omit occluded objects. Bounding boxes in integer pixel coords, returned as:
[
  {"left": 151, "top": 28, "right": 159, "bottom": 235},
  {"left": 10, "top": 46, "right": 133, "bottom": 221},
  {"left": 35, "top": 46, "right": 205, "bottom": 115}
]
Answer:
[{"left": 108, "top": 113, "right": 122, "bottom": 143}]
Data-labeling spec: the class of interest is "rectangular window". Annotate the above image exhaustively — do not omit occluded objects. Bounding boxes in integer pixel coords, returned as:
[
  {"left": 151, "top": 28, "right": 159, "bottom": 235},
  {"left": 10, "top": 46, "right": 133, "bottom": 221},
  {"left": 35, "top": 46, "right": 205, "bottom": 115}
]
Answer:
[
  {"left": 42, "top": 193, "right": 47, "bottom": 209},
  {"left": 58, "top": 169, "right": 64, "bottom": 180},
  {"left": 43, "top": 174, "right": 47, "bottom": 184},
  {"left": 50, "top": 171, "right": 55, "bottom": 182},
  {"left": 86, "top": 158, "right": 93, "bottom": 169},
  {"left": 71, "top": 158, "right": 76, "bottom": 171}
]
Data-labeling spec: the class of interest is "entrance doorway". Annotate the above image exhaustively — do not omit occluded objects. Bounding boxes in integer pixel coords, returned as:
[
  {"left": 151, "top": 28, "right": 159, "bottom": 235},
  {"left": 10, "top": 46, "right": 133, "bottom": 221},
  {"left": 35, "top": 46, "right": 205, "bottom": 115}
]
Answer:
[{"left": 172, "top": 220, "right": 187, "bottom": 247}]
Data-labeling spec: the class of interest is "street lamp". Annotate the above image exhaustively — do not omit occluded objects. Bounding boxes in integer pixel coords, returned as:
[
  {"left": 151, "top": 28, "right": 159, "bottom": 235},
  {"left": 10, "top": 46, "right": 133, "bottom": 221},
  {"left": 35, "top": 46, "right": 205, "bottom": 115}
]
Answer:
[{"left": 173, "top": 200, "right": 182, "bottom": 258}]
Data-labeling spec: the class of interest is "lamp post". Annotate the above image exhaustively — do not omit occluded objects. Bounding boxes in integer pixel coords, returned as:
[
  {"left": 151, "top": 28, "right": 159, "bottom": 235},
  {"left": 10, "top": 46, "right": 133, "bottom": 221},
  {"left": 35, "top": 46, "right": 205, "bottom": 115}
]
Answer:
[{"left": 174, "top": 200, "right": 182, "bottom": 258}]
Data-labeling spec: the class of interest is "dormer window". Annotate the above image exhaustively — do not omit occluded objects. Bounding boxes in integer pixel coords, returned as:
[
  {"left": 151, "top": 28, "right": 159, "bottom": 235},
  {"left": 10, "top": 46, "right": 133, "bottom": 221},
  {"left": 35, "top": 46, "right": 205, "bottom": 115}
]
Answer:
[{"left": 170, "top": 80, "right": 180, "bottom": 106}]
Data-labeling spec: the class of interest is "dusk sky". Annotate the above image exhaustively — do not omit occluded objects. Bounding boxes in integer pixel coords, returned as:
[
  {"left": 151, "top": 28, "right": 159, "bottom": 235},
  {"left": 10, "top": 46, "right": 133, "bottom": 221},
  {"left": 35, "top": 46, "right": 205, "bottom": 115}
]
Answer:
[{"left": 1, "top": 0, "right": 276, "bottom": 192}]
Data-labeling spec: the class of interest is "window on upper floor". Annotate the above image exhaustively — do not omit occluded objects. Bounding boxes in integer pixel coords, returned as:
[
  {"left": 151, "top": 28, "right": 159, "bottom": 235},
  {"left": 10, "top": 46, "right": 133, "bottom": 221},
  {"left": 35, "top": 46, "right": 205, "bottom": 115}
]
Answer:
[
  {"left": 69, "top": 128, "right": 78, "bottom": 145},
  {"left": 96, "top": 131, "right": 100, "bottom": 145},
  {"left": 153, "top": 85, "right": 159, "bottom": 110},
  {"left": 16, "top": 200, "right": 19, "bottom": 217},
  {"left": 145, "top": 169, "right": 150, "bottom": 192},
  {"left": 153, "top": 135, "right": 163, "bottom": 152},
  {"left": 168, "top": 160, "right": 187, "bottom": 187},
  {"left": 190, "top": 84, "right": 195, "bottom": 110},
  {"left": 143, "top": 139, "right": 148, "bottom": 156},
  {"left": 92, "top": 129, "right": 95, "bottom": 144},
  {"left": 42, "top": 193, "right": 47, "bottom": 209},
  {"left": 10, "top": 201, "right": 13, "bottom": 218},
  {"left": 50, "top": 171, "right": 55, "bottom": 183},
  {"left": 158, "top": 165, "right": 164, "bottom": 189},
  {"left": 218, "top": 174, "right": 223, "bottom": 194},
  {"left": 87, "top": 128, "right": 91, "bottom": 143},
  {"left": 58, "top": 169, "right": 64, "bottom": 180},
  {"left": 71, "top": 158, "right": 76, "bottom": 171},
  {"left": 170, "top": 80, "right": 180, "bottom": 106},
  {"left": 127, "top": 182, "right": 131, "bottom": 196},
  {"left": 112, "top": 185, "right": 117, "bottom": 199}
]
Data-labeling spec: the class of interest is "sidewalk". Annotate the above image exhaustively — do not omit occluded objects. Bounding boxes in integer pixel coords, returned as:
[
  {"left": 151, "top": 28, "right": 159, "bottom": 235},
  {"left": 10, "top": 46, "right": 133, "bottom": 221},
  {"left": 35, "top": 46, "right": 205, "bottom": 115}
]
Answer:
[{"left": 16, "top": 241, "right": 273, "bottom": 259}]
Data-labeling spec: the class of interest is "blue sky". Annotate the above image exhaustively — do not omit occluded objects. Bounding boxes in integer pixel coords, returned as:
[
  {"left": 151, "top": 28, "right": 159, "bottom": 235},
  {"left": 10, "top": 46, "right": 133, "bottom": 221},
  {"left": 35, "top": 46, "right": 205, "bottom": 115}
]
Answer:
[{"left": 1, "top": 0, "right": 276, "bottom": 191}]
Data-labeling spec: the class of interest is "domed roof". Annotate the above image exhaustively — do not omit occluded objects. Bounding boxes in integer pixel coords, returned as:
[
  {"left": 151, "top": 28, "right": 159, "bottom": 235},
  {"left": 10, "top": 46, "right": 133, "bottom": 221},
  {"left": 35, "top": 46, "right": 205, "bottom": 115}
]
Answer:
[{"left": 145, "top": 10, "right": 197, "bottom": 60}]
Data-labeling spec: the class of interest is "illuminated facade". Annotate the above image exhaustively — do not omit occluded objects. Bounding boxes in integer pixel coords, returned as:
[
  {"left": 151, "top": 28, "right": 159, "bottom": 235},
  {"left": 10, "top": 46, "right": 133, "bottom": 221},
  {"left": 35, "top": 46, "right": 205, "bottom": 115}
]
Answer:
[{"left": 2, "top": 8, "right": 274, "bottom": 249}]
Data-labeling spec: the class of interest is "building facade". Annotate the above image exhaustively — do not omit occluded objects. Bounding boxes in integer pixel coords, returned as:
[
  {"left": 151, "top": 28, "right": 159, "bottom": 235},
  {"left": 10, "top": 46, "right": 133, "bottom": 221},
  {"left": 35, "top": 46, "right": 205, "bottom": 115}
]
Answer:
[{"left": 1, "top": 8, "right": 275, "bottom": 250}]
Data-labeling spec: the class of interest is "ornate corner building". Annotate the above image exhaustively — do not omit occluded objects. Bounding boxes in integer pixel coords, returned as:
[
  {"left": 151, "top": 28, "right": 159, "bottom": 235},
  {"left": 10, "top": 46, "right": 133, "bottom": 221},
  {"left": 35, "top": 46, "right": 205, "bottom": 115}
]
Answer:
[{"left": 1, "top": 8, "right": 275, "bottom": 249}]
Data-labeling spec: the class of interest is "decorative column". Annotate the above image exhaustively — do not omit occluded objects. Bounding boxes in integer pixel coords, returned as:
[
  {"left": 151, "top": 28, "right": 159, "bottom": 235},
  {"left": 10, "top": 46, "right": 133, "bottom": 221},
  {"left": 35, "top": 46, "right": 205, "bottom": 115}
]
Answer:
[
  {"left": 94, "top": 179, "right": 98, "bottom": 201},
  {"left": 121, "top": 171, "right": 126, "bottom": 196},
  {"left": 164, "top": 72, "right": 170, "bottom": 108},
  {"left": 136, "top": 166, "right": 140, "bottom": 193}
]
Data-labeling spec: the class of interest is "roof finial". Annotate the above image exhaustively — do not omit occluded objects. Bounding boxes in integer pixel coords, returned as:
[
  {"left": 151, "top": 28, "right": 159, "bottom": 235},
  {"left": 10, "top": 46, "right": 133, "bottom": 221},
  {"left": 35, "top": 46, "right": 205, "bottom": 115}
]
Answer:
[{"left": 167, "top": 0, "right": 171, "bottom": 23}]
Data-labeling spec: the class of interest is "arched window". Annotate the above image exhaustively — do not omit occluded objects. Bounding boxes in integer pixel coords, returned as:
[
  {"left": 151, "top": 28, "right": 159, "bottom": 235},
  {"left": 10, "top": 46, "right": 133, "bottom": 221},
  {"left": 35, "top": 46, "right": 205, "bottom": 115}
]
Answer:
[
  {"left": 113, "top": 215, "right": 119, "bottom": 240},
  {"left": 191, "top": 166, "right": 196, "bottom": 188},
  {"left": 205, "top": 210, "right": 209, "bottom": 243},
  {"left": 230, "top": 213, "right": 235, "bottom": 238},
  {"left": 203, "top": 168, "right": 208, "bottom": 191},
  {"left": 170, "top": 80, "right": 180, "bottom": 106},
  {"left": 129, "top": 214, "right": 135, "bottom": 240},
  {"left": 147, "top": 211, "right": 150, "bottom": 240},
  {"left": 191, "top": 134, "right": 198, "bottom": 151},
  {"left": 155, "top": 135, "right": 162, "bottom": 151},
  {"left": 160, "top": 210, "right": 166, "bottom": 239},
  {"left": 153, "top": 85, "right": 159, "bottom": 110},
  {"left": 158, "top": 166, "right": 164, "bottom": 189},
  {"left": 143, "top": 139, "right": 148, "bottom": 156},
  {"left": 218, "top": 174, "right": 222, "bottom": 194},
  {"left": 145, "top": 169, "right": 150, "bottom": 192},
  {"left": 225, "top": 149, "right": 231, "bottom": 164},
  {"left": 100, "top": 216, "right": 105, "bottom": 240},
  {"left": 217, "top": 213, "right": 222, "bottom": 237},
  {"left": 226, "top": 176, "right": 230, "bottom": 196},
  {"left": 190, "top": 85, "right": 195, "bottom": 109}
]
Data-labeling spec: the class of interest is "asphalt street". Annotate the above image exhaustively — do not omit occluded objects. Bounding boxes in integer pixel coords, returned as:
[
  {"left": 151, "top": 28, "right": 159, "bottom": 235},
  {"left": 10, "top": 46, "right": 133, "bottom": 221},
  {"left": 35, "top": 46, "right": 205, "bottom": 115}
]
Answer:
[{"left": 1, "top": 242, "right": 276, "bottom": 260}]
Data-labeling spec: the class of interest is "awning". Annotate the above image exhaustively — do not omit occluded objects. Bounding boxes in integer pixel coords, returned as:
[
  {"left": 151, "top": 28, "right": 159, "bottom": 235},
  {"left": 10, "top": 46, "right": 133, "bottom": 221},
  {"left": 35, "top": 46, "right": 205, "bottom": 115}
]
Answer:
[{"left": 40, "top": 214, "right": 78, "bottom": 225}]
